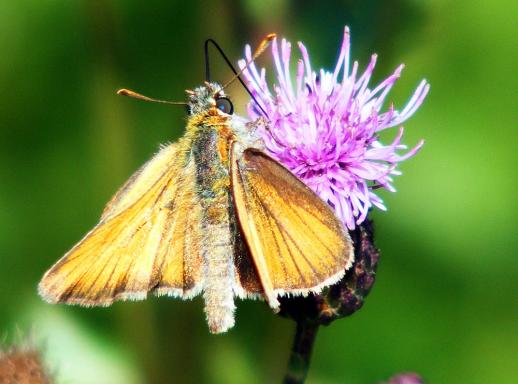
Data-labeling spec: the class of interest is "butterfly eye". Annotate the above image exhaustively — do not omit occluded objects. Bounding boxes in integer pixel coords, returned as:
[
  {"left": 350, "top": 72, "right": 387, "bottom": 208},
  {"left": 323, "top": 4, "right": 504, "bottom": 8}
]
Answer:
[{"left": 215, "top": 97, "right": 234, "bottom": 115}]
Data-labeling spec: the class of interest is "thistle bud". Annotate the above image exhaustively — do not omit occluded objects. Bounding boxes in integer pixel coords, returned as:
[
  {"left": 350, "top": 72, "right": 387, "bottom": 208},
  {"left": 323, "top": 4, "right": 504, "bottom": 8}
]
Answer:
[
  {"left": 385, "top": 373, "right": 425, "bottom": 384},
  {"left": 0, "top": 345, "right": 51, "bottom": 384}
]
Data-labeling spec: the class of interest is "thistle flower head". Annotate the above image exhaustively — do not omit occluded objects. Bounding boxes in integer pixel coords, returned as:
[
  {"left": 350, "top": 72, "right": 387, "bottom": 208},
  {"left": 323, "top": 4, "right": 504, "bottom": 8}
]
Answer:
[{"left": 239, "top": 27, "right": 429, "bottom": 229}]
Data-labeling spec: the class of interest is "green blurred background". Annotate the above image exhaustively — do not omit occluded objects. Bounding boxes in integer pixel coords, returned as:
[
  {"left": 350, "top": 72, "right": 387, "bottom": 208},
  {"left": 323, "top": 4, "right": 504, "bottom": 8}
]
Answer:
[{"left": 1, "top": 1, "right": 516, "bottom": 383}]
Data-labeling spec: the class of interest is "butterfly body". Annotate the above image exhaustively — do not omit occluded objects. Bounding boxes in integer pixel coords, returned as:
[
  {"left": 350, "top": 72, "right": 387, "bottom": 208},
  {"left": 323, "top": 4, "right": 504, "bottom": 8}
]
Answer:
[
  {"left": 188, "top": 88, "right": 255, "bottom": 332},
  {"left": 39, "top": 82, "right": 354, "bottom": 334}
]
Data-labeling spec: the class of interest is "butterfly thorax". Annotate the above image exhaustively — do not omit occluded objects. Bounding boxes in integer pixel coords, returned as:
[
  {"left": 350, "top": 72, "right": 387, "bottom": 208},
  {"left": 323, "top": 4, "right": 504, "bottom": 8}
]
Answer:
[{"left": 186, "top": 101, "right": 234, "bottom": 207}]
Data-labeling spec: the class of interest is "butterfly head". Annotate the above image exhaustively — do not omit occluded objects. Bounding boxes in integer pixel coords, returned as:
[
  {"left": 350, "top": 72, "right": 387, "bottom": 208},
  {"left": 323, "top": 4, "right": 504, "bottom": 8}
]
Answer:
[{"left": 186, "top": 82, "right": 234, "bottom": 117}]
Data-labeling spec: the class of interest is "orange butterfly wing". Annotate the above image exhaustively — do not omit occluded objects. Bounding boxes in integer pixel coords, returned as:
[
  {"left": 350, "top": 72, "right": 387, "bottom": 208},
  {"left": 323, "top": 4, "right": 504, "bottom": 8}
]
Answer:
[
  {"left": 38, "top": 141, "right": 204, "bottom": 306},
  {"left": 231, "top": 146, "right": 354, "bottom": 308}
]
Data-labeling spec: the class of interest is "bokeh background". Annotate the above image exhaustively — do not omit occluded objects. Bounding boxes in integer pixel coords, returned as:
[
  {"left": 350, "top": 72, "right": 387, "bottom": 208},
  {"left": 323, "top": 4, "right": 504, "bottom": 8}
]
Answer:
[{"left": 1, "top": 1, "right": 516, "bottom": 383}]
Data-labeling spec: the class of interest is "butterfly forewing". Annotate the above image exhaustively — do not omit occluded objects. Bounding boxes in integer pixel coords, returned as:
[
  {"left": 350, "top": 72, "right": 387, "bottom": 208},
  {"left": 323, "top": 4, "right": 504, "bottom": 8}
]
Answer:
[
  {"left": 231, "top": 147, "right": 354, "bottom": 307},
  {"left": 38, "top": 141, "right": 204, "bottom": 305}
]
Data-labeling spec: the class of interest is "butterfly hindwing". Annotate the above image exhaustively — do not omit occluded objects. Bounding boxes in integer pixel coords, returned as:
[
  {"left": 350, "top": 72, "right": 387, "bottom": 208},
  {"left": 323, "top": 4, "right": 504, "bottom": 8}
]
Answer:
[
  {"left": 230, "top": 146, "right": 354, "bottom": 308},
  {"left": 38, "top": 141, "right": 204, "bottom": 306}
]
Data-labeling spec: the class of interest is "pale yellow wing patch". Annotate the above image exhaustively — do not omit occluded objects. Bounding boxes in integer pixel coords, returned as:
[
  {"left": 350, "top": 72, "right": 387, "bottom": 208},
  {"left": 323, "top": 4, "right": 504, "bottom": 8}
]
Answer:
[
  {"left": 231, "top": 147, "right": 354, "bottom": 308},
  {"left": 38, "top": 141, "right": 204, "bottom": 306}
]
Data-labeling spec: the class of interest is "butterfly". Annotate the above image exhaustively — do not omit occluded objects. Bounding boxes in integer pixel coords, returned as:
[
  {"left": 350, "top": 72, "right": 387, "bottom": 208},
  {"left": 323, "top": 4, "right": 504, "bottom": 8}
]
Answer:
[{"left": 38, "top": 34, "right": 354, "bottom": 333}]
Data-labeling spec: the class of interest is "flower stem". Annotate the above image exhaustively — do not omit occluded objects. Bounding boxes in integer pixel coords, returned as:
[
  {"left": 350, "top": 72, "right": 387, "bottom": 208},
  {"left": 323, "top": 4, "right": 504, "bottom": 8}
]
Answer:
[{"left": 283, "top": 320, "right": 320, "bottom": 384}]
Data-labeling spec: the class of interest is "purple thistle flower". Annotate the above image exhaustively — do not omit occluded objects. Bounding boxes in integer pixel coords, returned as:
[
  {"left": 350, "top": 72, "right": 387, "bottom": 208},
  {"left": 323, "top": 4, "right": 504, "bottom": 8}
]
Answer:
[{"left": 239, "top": 27, "right": 429, "bottom": 229}]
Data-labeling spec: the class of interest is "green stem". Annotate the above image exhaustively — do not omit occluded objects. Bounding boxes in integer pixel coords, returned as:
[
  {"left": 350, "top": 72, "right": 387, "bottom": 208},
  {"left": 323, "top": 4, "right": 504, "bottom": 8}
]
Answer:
[{"left": 283, "top": 320, "right": 320, "bottom": 384}]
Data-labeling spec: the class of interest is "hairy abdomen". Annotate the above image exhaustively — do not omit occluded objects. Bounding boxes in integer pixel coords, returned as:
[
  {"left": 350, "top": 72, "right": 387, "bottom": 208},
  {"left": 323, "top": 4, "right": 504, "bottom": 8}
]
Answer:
[{"left": 202, "top": 199, "right": 235, "bottom": 333}]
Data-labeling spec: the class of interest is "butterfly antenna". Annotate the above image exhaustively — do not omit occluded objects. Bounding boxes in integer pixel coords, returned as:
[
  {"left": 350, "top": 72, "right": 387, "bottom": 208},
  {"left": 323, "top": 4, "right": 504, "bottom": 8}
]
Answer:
[
  {"left": 204, "top": 35, "right": 275, "bottom": 119},
  {"left": 221, "top": 33, "right": 275, "bottom": 90},
  {"left": 116, "top": 89, "right": 187, "bottom": 105}
]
